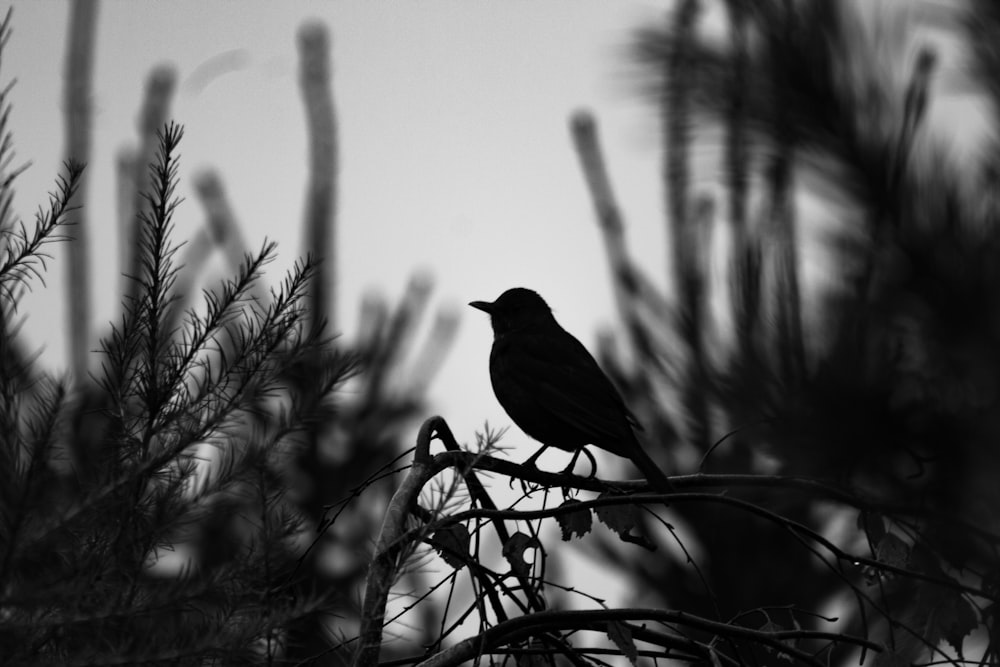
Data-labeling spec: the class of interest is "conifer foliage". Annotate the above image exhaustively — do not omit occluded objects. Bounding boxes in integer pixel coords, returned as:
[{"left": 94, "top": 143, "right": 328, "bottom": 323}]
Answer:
[
  {"left": 0, "top": 7, "right": 453, "bottom": 663},
  {"left": 0, "top": 124, "right": 353, "bottom": 665}
]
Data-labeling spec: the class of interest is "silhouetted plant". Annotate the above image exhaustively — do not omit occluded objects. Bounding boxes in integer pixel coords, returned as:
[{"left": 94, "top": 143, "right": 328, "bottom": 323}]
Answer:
[
  {"left": 0, "top": 116, "right": 360, "bottom": 663},
  {"left": 1, "top": 6, "right": 459, "bottom": 664},
  {"left": 350, "top": 3, "right": 998, "bottom": 667},
  {"left": 8, "top": 3, "right": 995, "bottom": 666}
]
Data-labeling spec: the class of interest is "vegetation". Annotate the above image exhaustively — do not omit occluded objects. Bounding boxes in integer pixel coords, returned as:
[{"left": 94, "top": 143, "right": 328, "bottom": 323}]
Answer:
[{"left": 1, "top": 2, "right": 998, "bottom": 666}]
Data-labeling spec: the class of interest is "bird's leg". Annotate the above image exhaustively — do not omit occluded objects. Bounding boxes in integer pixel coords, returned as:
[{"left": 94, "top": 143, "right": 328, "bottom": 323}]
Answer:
[
  {"left": 510, "top": 445, "right": 551, "bottom": 493},
  {"left": 522, "top": 444, "right": 549, "bottom": 469},
  {"left": 560, "top": 448, "right": 582, "bottom": 476},
  {"left": 560, "top": 447, "right": 598, "bottom": 479}
]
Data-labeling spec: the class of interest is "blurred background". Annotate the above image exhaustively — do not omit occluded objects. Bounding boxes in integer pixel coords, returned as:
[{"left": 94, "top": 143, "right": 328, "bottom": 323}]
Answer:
[
  {"left": 5, "top": 1, "right": 1000, "bottom": 664},
  {"left": 7, "top": 0, "right": 675, "bottom": 447}
]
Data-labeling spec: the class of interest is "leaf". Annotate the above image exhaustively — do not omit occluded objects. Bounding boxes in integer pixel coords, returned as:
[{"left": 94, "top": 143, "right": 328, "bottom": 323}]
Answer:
[
  {"left": 503, "top": 532, "right": 542, "bottom": 578},
  {"left": 432, "top": 523, "right": 470, "bottom": 570},
  {"left": 876, "top": 533, "right": 909, "bottom": 570},
  {"left": 863, "top": 532, "right": 909, "bottom": 583},
  {"left": 759, "top": 619, "right": 796, "bottom": 662},
  {"left": 921, "top": 586, "right": 977, "bottom": 655},
  {"left": 857, "top": 510, "right": 887, "bottom": 545},
  {"left": 595, "top": 493, "right": 638, "bottom": 535},
  {"left": 595, "top": 493, "right": 655, "bottom": 550},
  {"left": 607, "top": 621, "right": 638, "bottom": 666},
  {"left": 555, "top": 498, "right": 592, "bottom": 540}
]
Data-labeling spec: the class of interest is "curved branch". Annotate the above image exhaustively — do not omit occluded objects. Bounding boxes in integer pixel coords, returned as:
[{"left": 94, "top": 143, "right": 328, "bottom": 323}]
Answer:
[
  {"left": 415, "top": 608, "right": 881, "bottom": 667},
  {"left": 355, "top": 418, "right": 993, "bottom": 667},
  {"left": 354, "top": 417, "right": 440, "bottom": 667},
  {"left": 428, "top": 489, "right": 993, "bottom": 603}
]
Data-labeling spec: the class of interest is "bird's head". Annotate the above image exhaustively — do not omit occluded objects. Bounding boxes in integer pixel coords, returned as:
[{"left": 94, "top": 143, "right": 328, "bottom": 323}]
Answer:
[{"left": 469, "top": 287, "right": 555, "bottom": 335}]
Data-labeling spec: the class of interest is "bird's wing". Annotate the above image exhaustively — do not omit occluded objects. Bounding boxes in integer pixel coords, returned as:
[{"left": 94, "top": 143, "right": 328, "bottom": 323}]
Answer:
[{"left": 501, "top": 328, "right": 639, "bottom": 446}]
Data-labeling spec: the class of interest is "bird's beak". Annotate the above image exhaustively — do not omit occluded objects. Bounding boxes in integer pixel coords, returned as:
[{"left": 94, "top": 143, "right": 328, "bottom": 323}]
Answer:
[{"left": 468, "top": 300, "right": 494, "bottom": 314}]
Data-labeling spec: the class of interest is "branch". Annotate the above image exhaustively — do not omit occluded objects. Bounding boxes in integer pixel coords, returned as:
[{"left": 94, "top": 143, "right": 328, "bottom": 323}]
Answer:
[
  {"left": 62, "top": 0, "right": 98, "bottom": 392},
  {"left": 354, "top": 416, "right": 441, "bottom": 667},
  {"left": 415, "top": 608, "right": 881, "bottom": 667}
]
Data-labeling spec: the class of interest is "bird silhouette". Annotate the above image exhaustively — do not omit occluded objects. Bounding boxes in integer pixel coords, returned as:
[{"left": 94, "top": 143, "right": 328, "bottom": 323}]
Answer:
[{"left": 470, "top": 287, "right": 672, "bottom": 492}]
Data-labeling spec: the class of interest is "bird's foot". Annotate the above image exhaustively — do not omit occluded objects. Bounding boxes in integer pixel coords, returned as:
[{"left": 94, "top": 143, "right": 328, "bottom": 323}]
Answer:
[
  {"left": 509, "top": 446, "right": 548, "bottom": 493},
  {"left": 559, "top": 447, "right": 598, "bottom": 480},
  {"left": 521, "top": 446, "right": 546, "bottom": 469}
]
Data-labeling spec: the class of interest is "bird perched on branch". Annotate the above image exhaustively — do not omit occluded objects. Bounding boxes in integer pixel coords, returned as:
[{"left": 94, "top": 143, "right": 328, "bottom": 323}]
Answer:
[{"left": 470, "top": 287, "right": 673, "bottom": 493}]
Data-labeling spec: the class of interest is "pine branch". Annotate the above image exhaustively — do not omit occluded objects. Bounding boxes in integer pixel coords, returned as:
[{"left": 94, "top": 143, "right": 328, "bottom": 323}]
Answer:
[{"left": 0, "top": 162, "right": 84, "bottom": 304}]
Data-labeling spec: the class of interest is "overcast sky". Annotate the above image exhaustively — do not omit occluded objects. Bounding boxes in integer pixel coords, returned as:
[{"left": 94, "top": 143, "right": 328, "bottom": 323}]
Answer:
[
  {"left": 6, "top": 1, "right": 679, "bottom": 447},
  {"left": 5, "top": 0, "right": 989, "bottom": 457}
]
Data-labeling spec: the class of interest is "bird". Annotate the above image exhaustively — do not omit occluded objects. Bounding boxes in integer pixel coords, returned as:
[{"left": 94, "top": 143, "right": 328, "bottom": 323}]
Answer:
[{"left": 469, "top": 287, "right": 673, "bottom": 493}]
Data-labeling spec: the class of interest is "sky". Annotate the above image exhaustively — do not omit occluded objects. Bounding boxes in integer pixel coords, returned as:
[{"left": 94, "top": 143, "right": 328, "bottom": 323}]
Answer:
[
  {"left": 6, "top": 0, "right": 676, "bottom": 449},
  {"left": 4, "top": 1, "right": 990, "bottom": 459}
]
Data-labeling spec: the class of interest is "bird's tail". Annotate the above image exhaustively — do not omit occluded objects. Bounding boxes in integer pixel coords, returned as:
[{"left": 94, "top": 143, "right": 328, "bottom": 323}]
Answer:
[{"left": 629, "top": 443, "right": 674, "bottom": 494}]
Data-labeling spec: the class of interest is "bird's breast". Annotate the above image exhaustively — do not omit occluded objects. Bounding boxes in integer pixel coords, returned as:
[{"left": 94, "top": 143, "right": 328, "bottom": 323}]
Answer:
[{"left": 488, "top": 338, "right": 581, "bottom": 451}]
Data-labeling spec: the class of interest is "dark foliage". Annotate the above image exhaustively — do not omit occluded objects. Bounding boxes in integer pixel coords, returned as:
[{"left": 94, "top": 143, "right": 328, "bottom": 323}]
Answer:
[
  {"left": 4, "top": 3, "right": 998, "bottom": 666},
  {"left": 604, "top": 1, "right": 998, "bottom": 664},
  {"left": 352, "top": 3, "right": 1000, "bottom": 666},
  {"left": 0, "top": 121, "right": 357, "bottom": 664},
  {"left": 0, "top": 8, "right": 460, "bottom": 663}
]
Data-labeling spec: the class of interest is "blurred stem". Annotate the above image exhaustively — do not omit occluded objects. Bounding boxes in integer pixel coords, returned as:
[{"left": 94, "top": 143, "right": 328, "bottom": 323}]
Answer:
[
  {"left": 193, "top": 170, "right": 268, "bottom": 304},
  {"left": 405, "top": 308, "right": 460, "bottom": 397},
  {"left": 288, "top": 22, "right": 338, "bottom": 664},
  {"left": 298, "top": 22, "right": 338, "bottom": 335},
  {"left": 570, "top": 112, "right": 639, "bottom": 334},
  {"left": 194, "top": 170, "right": 245, "bottom": 266},
  {"left": 115, "top": 148, "right": 135, "bottom": 297},
  {"left": 724, "top": 0, "right": 749, "bottom": 238},
  {"left": 664, "top": 0, "right": 711, "bottom": 451},
  {"left": 167, "top": 227, "right": 212, "bottom": 330},
  {"left": 768, "top": 0, "right": 804, "bottom": 380},
  {"left": 893, "top": 48, "right": 936, "bottom": 213},
  {"left": 570, "top": 109, "right": 667, "bottom": 408},
  {"left": 62, "top": 0, "right": 98, "bottom": 481},
  {"left": 63, "top": 0, "right": 98, "bottom": 391},
  {"left": 723, "top": 0, "right": 761, "bottom": 358},
  {"left": 665, "top": 0, "right": 697, "bottom": 256},
  {"left": 360, "top": 276, "right": 433, "bottom": 407}
]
